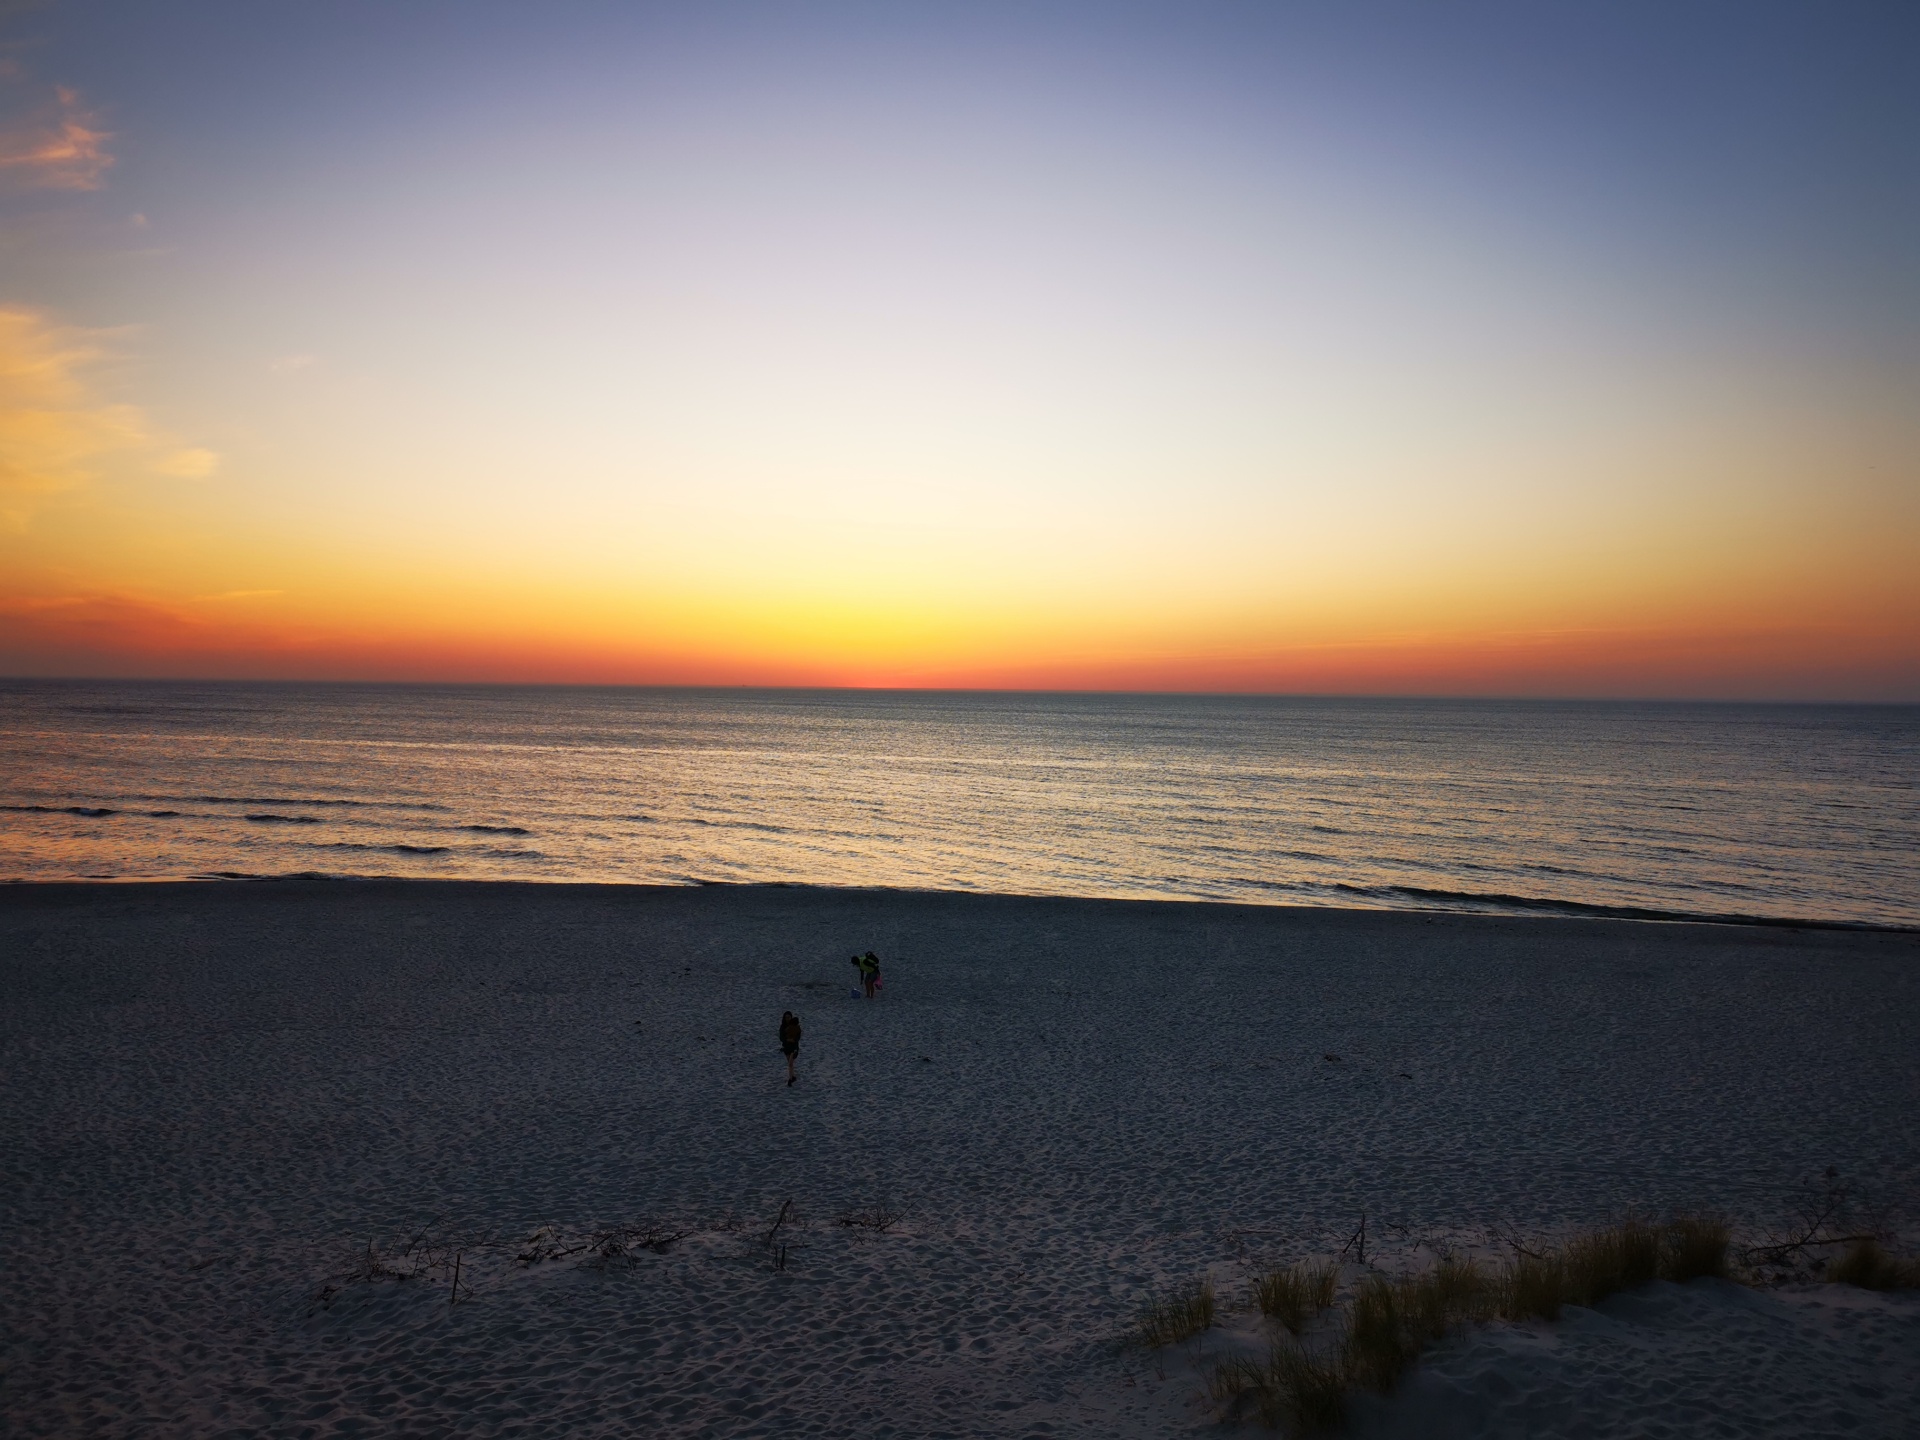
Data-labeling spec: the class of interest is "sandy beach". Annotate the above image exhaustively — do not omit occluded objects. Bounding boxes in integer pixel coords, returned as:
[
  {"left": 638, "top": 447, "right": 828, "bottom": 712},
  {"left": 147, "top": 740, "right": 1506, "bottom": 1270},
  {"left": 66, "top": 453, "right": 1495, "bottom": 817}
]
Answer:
[{"left": 2, "top": 881, "right": 1915, "bottom": 1437}]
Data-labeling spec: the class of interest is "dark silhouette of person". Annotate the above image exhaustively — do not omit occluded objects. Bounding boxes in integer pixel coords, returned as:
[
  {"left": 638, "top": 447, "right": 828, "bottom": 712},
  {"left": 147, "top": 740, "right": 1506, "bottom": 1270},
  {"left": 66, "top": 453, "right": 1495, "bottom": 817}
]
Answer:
[{"left": 779, "top": 1010, "right": 802, "bottom": 1085}]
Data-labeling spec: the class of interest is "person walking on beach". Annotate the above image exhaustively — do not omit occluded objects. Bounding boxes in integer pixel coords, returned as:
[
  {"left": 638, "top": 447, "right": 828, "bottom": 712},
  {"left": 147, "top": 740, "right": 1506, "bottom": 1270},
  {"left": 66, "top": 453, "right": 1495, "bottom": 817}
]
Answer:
[
  {"left": 779, "top": 1010, "right": 802, "bottom": 1085},
  {"left": 851, "top": 951, "right": 880, "bottom": 999}
]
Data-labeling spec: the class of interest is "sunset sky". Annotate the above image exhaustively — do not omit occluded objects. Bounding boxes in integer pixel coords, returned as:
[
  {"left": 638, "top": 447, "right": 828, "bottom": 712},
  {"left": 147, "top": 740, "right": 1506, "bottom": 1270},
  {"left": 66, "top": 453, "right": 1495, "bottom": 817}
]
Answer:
[{"left": 1, "top": 2, "right": 1915, "bottom": 697}]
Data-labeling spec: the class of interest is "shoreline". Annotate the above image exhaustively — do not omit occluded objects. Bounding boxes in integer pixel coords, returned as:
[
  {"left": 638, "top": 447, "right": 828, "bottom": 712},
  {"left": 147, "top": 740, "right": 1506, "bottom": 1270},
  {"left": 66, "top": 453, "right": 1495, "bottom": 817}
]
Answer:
[{"left": 5, "top": 874, "right": 1915, "bottom": 936}]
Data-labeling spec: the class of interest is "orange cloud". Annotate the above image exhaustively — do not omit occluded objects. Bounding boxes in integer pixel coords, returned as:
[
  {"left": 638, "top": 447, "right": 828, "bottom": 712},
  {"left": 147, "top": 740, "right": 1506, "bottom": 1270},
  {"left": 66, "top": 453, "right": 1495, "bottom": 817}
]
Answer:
[
  {"left": 0, "top": 588, "right": 830, "bottom": 685},
  {"left": 0, "top": 86, "right": 112, "bottom": 190},
  {"left": 0, "top": 307, "right": 218, "bottom": 527},
  {"left": 0, "top": 592, "right": 212, "bottom": 658}
]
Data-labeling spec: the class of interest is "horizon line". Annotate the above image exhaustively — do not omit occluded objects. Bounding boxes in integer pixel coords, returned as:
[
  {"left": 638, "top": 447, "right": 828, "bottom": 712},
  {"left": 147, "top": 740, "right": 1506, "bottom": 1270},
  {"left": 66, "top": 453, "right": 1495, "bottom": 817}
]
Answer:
[{"left": 3, "top": 672, "right": 1914, "bottom": 708}]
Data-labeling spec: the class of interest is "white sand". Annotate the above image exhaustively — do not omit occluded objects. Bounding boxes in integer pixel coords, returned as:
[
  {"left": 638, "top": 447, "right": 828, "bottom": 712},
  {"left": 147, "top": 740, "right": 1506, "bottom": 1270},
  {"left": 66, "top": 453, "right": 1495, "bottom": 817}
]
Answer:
[{"left": 1, "top": 881, "right": 1915, "bottom": 1437}]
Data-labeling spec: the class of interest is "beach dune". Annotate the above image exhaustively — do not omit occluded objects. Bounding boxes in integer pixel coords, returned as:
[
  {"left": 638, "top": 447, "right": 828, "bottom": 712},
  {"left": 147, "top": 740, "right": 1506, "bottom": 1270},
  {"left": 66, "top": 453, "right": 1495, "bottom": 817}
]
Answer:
[{"left": 2, "top": 881, "right": 1915, "bottom": 1437}]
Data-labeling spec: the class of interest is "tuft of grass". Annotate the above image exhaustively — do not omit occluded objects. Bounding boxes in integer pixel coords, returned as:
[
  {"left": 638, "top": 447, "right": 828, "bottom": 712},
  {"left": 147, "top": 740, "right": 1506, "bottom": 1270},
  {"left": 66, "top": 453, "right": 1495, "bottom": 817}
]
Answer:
[
  {"left": 1136, "top": 1274, "right": 1215, "bottom": 1347},
  {"left": 1499, "top": 1249, "right": 1568, "bottom": 1322},
  {"left": 1342, "top": 1260, "right": 1494, "bottom": 1396},
  {"left": 1560, "top": 1216, "right": 1661, "bottom": 1307},
  {"left": 1343, "top": 1274, "right": 1416, "bottom": 1393},
  {"left": 1207, "top": 1217, "right": 1793, "bottom": 1429},
  {"left": 1207, "top": 1354, "right": 1274, "bottom": 1427},
  {"left": 1398, "top": 1256, "right": 1495, "bottom": 1341},
  {"left": 1495, "top": 1215, "right": 1728, "bottom": 1317},
  {"left": 1210, "top": 1343, "right": 1346, "bottom": 1434},
  {"left": 1254, "top": 1260, "right": 1338, "bottom": 1335},
  {"left": 1208, "top": 1354, "right": 1264, "bottom": 1404},
  {"left": 1831, "top": 1239, "right": 1920, "bottom": 1291},
  {"left": 1501, "top": 1217, "right": 1714, "bottom": 1320},
  {"left": 1269, "top": 1342, "right": 1349, "bottom": 1433},
  {"left": 1661, "top": 1215, "right": 1730, "bottom": 1282}
]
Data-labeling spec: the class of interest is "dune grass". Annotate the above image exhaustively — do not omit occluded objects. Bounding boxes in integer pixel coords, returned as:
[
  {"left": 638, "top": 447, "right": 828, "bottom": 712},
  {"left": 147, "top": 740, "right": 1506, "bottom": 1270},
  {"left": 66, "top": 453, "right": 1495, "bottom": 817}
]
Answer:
[
  {"left": 1268, "top": 1342, "right": 1350, "bottom": 1432},
  {"left": 1342, "top": 1273, "right": 1418, "bottom": 1394},
  {"left": 1498, "top": 1215, "right": 1729, "bottom": 1321},
  {"left": 1562, "top": 1215, "right": 1661, "bottom": 1302},
  {"left": 1211, "top": 1216, "right": 1736, "bottom": 1429},
  {"left": 1214, "top": 1257, "right": 1500, "bottom": 1430},
  {"left": 1254, "top": 1260, "right": 1338, "bottom": 1335},
  {"left": 1498, "top": 1248, "right": 1567, "bottom": 1321},
  {"left": 1348, "top": 1258, "right": 1504, "bottom": 1392},
  {"left": 1831, "top": 1238, "right": 1920, "bottom": 1291},
  {"left": 1663, "top": 1214, "right": 1732, "bottom": 1283},
  {"left": 1211, "top": 1342, "right": 1348, "bottom": 1434},
  {"left": 1398, "top": 1257, "right": 1497, "bottom": 1340},
  {"left": 1205, "top": 1215, "right": 1920, "bottom": 1430},
  {"left": 1135, "top": 1274, "right": 1215, "bottom": 1348}
]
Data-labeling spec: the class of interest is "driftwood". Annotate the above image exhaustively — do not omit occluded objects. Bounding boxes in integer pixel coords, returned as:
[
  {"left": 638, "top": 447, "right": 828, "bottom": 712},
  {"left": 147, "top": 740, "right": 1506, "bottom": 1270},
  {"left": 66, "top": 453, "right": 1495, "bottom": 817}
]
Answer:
[
  {"left": 313, "top": 1214, "right": 697, "bottom": 1311},
  {"left": 1747, "top": 1232, "right": 1881, "bottom": 1264},
  {"left": 1337, "top": 1214, "right": 1367, "bottom": 1265},
  {"left": 834, "top": 1201, "right": 903, "bottom": 1233},
  {"left": 763, "top": 1199, "right": 795, "bottom": 1250},
  {"left": 1743, "top": 1177, "right": 1886, "bottom": 1268}
]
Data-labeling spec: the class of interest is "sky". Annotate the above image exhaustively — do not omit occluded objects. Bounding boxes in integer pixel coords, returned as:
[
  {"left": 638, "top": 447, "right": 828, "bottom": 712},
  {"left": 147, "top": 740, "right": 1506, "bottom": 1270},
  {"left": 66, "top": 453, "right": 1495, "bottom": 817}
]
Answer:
[{"left": 0, "top": 1, "right": 1915, "bottom": 697}]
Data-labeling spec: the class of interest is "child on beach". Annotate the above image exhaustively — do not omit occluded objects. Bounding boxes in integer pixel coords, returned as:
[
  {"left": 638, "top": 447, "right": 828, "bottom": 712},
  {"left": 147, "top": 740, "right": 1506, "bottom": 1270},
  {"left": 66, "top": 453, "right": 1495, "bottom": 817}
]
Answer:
[
  {"left": 851, "top": 951, "right": 881, "bottom": 999},
  {"left": 779, "top": 1011, "right": 802, "bottom": 1085}
]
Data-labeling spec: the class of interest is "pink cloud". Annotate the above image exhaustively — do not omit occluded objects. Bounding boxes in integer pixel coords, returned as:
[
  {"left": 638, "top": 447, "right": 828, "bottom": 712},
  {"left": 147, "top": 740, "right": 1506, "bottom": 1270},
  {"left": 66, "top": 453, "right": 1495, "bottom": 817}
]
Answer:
[{"left": 0, "top": 86, "right": 112, "bottom": 190}]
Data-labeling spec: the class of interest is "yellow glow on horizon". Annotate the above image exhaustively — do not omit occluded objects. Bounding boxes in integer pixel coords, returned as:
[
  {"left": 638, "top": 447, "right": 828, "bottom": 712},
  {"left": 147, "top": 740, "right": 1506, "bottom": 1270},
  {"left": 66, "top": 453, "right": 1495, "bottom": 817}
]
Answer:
[{"left": 3, "top": 60, "right": 1917, "bottom": 705}]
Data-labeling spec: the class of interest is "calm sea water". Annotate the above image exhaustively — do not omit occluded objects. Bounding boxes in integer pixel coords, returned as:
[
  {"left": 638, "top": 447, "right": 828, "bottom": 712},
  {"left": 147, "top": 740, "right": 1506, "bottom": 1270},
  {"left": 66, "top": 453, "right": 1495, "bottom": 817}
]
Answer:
[{"left": 1, "top": 680, "right": 1915, "bottom": 925}]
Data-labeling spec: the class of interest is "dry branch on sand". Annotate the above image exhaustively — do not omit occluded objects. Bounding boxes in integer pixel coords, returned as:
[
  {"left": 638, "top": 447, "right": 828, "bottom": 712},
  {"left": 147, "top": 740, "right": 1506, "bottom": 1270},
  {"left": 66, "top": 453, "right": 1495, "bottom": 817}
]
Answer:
[
  {"left": 309, "top": 1223, "right": 492, "bottom": 1311},
  {"left": 577, "top": 1223, "right": 696, "bottom": 1271},
  {"left": 311, "top": 1217, "right": 696, "bottom": 1310},
  {"left": 1741, "top": 1171, "right": 1900, "bottom": 1280},
  {"left": 514, "top": 1220, "right": 695, "bottom": 1269},
  {"left": 834, "top": 1200, "right": 904, "bottom": 1233}
]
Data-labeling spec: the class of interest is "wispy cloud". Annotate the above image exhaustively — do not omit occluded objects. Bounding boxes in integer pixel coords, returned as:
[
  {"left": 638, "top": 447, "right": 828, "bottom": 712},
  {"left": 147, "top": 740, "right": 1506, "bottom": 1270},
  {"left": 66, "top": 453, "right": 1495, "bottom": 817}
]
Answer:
[
  {"left": 0, "top": 306, "right": 218, "bottom": 526},
  {"left": 155, "top": 446, "right": 218, "bottom": 478},
  {"left": 0, "top": 591, "right": 212, "bottom": 664},
  {"left": 0, "top": 86, "right": 112, "bottom": 190}
]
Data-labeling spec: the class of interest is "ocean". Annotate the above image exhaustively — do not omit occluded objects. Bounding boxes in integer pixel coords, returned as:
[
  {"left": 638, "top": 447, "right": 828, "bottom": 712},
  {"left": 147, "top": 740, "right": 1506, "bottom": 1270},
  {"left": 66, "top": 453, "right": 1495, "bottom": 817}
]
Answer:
[{"left": 1, "top": 680, "right": 1914, "bottom": 925}]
